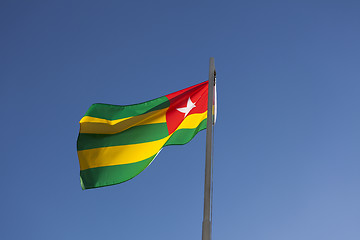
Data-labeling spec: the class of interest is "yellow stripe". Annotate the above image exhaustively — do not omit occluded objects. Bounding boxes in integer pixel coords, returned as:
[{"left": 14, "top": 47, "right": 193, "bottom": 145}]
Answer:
[
  {"left": 78, "top": 136, "right": 171, "bottom": 170},
  {"left": 176, "top": 111, "right": 207, "bottom": 130},
  {"left": 79, "top": 108, "right": 168, "bottom": 134},
  {"left": 80, "top": 116, "right": 133, "bottom": 124},
  {"left": 78, "top": 111, "right": 207, "bottom": 170}
]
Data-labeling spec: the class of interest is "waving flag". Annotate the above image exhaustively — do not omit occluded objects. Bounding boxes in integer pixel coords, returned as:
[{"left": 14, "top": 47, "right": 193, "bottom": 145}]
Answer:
[{"left": 77, "top": 81, "right": 211, "bottom": 189}]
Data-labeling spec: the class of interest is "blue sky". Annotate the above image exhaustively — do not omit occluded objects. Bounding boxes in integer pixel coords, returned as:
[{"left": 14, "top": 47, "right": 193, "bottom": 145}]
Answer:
[{"left": 1, "top": 1, "right": 360, "bottom": 239}]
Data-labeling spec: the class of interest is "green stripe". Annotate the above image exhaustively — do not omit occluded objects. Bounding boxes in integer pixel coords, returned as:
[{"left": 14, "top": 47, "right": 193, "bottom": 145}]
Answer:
[
  {"left": 77, "top": 123, "right": 169, "bottom": 151},
  {"left": 84, "top": 96, "right": 170, "bottom": 120},
  {"left": 165, "top": 118, "right": 207, "bottom": 146},
  {"left": 80, "top": 154, "right": 156, "bottom": 189}
]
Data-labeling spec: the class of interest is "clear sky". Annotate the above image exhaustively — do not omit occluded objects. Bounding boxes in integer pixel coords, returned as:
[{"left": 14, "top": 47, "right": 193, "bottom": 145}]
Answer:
[{"left": 1, "top": 1, "right": 360, "bottom": 239}]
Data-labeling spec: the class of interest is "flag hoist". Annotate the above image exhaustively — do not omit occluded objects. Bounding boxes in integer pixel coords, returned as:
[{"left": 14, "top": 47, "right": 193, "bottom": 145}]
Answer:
[{"left": 77, "top": 58, "right": 216, "bottom": 240}]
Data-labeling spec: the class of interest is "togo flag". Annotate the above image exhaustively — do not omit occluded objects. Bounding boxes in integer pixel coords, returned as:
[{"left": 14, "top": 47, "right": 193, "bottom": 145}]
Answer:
[{"left": 77, "top": 81, "right": 215, "bottom": 189}]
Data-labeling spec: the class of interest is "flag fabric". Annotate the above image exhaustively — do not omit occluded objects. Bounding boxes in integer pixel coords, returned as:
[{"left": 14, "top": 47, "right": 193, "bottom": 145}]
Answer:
[{"left": 77, "top": 81, "right": 211, "bottom": 189}]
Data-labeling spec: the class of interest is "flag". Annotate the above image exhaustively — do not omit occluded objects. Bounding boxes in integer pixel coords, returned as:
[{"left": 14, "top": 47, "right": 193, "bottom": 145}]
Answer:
[{"left": 77, "top": 81, "right": 212, "bottom": 189}]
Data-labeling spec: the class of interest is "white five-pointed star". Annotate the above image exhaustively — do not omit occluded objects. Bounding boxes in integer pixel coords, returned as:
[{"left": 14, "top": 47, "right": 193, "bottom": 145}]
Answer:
[{"left": 176, "top": 97, "right": 196, "bottom": 117}]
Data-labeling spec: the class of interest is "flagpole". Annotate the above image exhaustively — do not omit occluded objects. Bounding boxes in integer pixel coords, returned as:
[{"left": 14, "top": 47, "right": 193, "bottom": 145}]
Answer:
[{"left": 202, "top": 57, "right": 215, "bottom": 240}]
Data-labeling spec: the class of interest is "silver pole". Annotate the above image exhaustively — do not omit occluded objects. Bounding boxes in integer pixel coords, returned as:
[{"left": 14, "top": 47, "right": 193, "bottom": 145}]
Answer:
[{"left": 202, "top": 57, "right": 215, "bottom": 240}]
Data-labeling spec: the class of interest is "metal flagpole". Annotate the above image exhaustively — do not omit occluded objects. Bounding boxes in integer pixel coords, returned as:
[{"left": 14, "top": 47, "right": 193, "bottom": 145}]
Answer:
[{"left": 202, "top": 57, "right": 215, "bottom": 240}]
